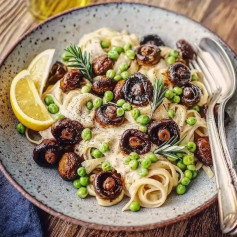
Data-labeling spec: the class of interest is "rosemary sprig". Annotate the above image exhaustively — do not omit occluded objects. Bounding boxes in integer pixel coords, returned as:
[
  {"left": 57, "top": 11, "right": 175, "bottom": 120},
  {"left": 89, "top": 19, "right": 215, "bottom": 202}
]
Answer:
[
  {"left": 64, "top": 44, "right": 93, "bottom": 82},
  {"left": 151, "top": 79, "right": 167, "bottom": 116},
  {"left": 153, "top": 136, "right": 186, "bottom": 160}
]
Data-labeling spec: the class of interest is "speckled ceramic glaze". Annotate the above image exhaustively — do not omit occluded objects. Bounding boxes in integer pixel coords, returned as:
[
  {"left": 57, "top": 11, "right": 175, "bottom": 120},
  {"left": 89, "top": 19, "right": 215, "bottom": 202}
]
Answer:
[{"left": 0, "top": 2, "right": 237, "bottom": 231}]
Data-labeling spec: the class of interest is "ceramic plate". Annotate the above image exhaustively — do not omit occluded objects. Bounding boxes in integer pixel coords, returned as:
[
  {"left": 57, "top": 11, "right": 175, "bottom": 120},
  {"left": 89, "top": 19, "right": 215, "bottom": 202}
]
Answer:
[{"left": 1, "top": 2, "right": 237, "bottom": 231}]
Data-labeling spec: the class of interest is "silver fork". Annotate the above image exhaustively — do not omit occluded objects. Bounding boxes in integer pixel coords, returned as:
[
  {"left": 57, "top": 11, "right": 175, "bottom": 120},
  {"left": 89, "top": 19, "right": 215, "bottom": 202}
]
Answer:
[{"left": 189, "top": 49, "right": 237, "bottom": 235}]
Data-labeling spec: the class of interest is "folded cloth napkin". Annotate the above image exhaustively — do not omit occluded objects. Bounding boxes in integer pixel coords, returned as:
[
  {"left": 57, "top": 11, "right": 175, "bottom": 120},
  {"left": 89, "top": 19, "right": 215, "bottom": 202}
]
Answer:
[{"left": 0, "top": 171, "right": 43, "bottom": 237}]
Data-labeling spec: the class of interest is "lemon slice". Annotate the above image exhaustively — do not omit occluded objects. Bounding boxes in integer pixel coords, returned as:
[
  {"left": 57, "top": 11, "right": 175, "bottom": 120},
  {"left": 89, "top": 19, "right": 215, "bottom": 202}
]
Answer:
[
  {"left": 10, "top": 70, "right": 54, "bottom": 131},
  {"left": 28, "top": 49, "right": 55, "bottom": 94}
]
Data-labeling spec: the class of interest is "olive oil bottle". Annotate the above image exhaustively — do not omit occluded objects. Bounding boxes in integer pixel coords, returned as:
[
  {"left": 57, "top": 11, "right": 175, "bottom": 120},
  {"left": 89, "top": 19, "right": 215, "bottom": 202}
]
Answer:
[{"left": 29, "top": 0, "right": 90, "bottom": 21}]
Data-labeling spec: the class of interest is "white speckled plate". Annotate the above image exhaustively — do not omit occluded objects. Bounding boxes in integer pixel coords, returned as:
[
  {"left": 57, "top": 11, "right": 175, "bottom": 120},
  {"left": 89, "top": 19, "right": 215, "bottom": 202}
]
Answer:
[{"left": 0, "top": 2, "right": 237, "bottom": 231}]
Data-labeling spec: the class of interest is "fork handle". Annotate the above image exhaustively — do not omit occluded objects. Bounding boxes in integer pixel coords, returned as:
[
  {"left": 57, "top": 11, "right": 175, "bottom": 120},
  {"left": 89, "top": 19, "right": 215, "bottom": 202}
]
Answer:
[{"left": 207, "top": 107, "right": 237, "bottom": 234}]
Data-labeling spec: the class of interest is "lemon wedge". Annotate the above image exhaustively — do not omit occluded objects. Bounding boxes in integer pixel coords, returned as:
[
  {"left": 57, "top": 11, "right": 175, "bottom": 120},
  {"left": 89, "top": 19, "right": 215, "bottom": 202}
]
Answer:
[
  {"left": 28, "top": 49, "right": 55, "bottom": 94},
  {"left": 10, "top": 70, "right": 54, "bottom": 131}
]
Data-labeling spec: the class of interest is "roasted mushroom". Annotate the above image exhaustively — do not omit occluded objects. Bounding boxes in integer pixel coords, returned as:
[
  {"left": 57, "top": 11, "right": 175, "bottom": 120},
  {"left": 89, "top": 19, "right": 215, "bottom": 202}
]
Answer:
[
  {"left": 92, "top": 76, "right": 117, "bottom": 96},
  {"left": 92, "top": 55, "right": 113, "bottom": 75},
  {"left": 48, "top": 61, "right": 67, "bottom": 86},
  {"left": 168, "top": 63, "right": 191, "bottom": 86},
  {"left": 58, "top": 152, "right": 83, "bottom": 180},
  {"left": 113, "top": 80, "right": 125, "bottom": 101},
  {"left": 33, "top": 139, "right": 63, "bottom": 167},
  {"left": 181, "top": 83, "right": 201, "bottom": 107},
  {"left": 93, "top": 171, "right": 123, "bottom": 200},
  {"left": 122, "top": 73, "right": 153, "bottom": 106},
  {"left": 140, "top": 34, "right": 165, "bottom": 46},
  {"left": 60, "top": 69, "right": 83, "bottom": 93},
  {"left": 148, "top": 119, "right": 180, "bottom": 146},
  {"left": 120, "top": 129, "right": 151, "bottom": 154},
  {"left": 95, "top": 103, "right": 125, "bottom": 126},
  {"left": 196, "top": 136, "right": 212, "bottom": 166},
  {"left": 136, "top": 44, "right": 161, "bottom": 66},
  {"left": 51, "top": 118, "right": 83, "bottom": 145},
  {"left": 176, "top": 39, "right": 196, "bottom": 61}
]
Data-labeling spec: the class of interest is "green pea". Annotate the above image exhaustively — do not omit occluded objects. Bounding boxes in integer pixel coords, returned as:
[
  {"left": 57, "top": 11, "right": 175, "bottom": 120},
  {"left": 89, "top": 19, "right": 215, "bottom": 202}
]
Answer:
[
  {"left": 129, "top": 201, "right": 140, "bottom": 212},
  {"left": 181, "top": 177, "right": 190, "bottom": 186},
  {"left": 91, "top": 148, "right": 103, "bottom": 158},
  {"left": 77, "top": 187, "right": 88, "bottom": 198},
  {"left": 73, "top": 179, "right": 81, "bottom": 189},
  {"left": 141, "top": 158, "right": 151, "bottom": 169},
  {"left": 136, "top": 115, "right": 150, "bottom": 125},
  {"left": 122, "top": 102, "right": 132, "bottom": 111},
  {"left": 177, "top": 160, "right": 187, "bottom": 171},
  {"left": 77, "top": 167, "right": 87, "bottom": 177},
  {"left": 81, "top": 85, "right": 91, "bottom": 93},
  {"left": 93, "top": 98, "right": 103, "bottom": 109},
  {"left": 168, "top": 109, "right": 175, "bottom": 118},
  {"left": 124, "top": 156, "right": 131, "bottom": 165},
  {"left": 165, "top": 90, "right": 174, "bottom": 99},
  {"left": 125, "top": 50, "right": 135, "bottom": 59},
  {"left": 186, "top": 117, "right": 197, "bottom": 125},
  {"left": 108, "top": 50, "right": 119, "bottom": 60},
  {"left": 48, "top": 104, "right": 59, "bottom": 114},
  {"left": 106, "top": 69, "right": 116, "bottom": 78},
  {"left": 61, "top": 52, "right": 70, "bottom": 62},
  {"left": 117, "top": 99, "right": 126, "bottom": 107},
  {"left": 173, "top": 86, "right": 183, "bottom": 95},
  {"left": 131, "top": 108, "right": 140, "bottom": 119},
  {"left": 139, "top": 125, "right": 147, "bottom": 133},
  {"left": 104, "top": 91, "right": 114, "bottom": 102},
  {"left": 16, "top": 123, "right": 25, "bottom": 135},
  {"left": 191, "top": 170, "right": 198, "bottom": 179},
  {"left": 187, "top": 142, "right": 196, "bottom": 152},
  {"left": 117, "top": 108, "right": 125, "bottom": 117},
  {"left": 166, "top": 56, "right": 176, "bottom": 65},
  {"left": 176, "top": 184, "right": 186, "bottom": 195},
  {"left": 124, "top": 43, "right": 132, "bottom": 51},
  {"left": 129, "top": 159, "right": 139, "bottom": 170},
  {"left": 129, "top": 152, "right": 140, "bottom": 160},
  {"left": 44, "top": 96, "right": 54, "bottom": 105},
  {"left": 79, "top": 176, "right": 90, "bottom": 186},
  {"left": 55, "top": 114, "right": 65, "bottom": 121},
  {"left": 112, "top": 46, "right": 123, "bottom": 54},
  {"left": 183, "top": 155, "right": 194, "bottom": 165},
  {"left": 191, "top": 73, "right": 199, "bottom": 81},
  {"left": 101, "top": 40, "right": 110, "bottom": 48},
  {"left": 138, "top": 167, "right": 149, "bottom": 177},
  {"left": 191, "top": 105, "right": 200, "bottom": 112},
  {"left": 177, "top": 153, "right": 184, "bottom": 158},
  {"left": 102, "top": 161, "right": 112, "bottom": 171},
  {"left": 187, "top": 164, "right": 196, "bottom": 171},
  {"left": 172, "top": 95, "right": 180, "bottom": 103},
  {"left": 167, "top": 156, "right": 177, "bottom": 162},
  {"left": 146, "top": 154, "right": 158, "bottom": 163},
  {"left": 81, "top": 128, "right": 92, "bottom": 141},
  {"left": 114, "top": 75, "right": 122, "bottom": 81},
  {"left": 184, "top": 170, "right": 193, "bottom": 179},
  {"left": 170, "top": 50, "right": 179, "bottom": 58},
  {"left": 100, "top": 142, "right": 110, "bottom": 153},
  {"left": 86, "top": 101, "right": 93, "bottom": 110},
  {"left": 121, "top": 71, "right": 130, "bottom": 79},
  {"left": 119, "top": 63, "right": 128, "bottom": 72}
]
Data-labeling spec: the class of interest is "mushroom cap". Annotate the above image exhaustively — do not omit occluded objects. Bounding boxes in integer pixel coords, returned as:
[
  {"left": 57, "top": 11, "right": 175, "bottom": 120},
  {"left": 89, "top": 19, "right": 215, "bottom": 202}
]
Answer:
[
  {"left": 181, "top": 83, "right": 201, "bottom": 107},
  {"left": 195, "top": 136, "right": 212, "bottom": 166}
]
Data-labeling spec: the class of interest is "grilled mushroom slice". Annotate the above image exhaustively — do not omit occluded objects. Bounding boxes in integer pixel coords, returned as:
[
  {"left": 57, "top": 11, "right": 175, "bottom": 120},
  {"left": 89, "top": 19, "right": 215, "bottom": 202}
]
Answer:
[
  {"left": 148, "top": 119, "right": 180, "bottom": 146},
  {"left": 33, "top": 139, "right": 63, "bottom": 167},
  {"left": 60, "top": 69, "right": 83, "bottom": 93},
  {"left": 94, "top": 171, "right": 123, "bottom": 200},
  {"left": 58, "top": 152, "right": 83, "bottom": 180},
  {"left": 176, "top": 39, "right": 196, "bottom": 61},
  {"left": 92, "top": 55, "right": 113, "bottom": 75},
  {"left": 92, "top": 76, "right": 117, "bottom": 96},
  {"left": 136, "top": 44, "right": 161, "bottom": 66},
  {"left": 122, "top": 72, "right": 153, "bottom": 106},
  {"left": 168, "top": 63, "right": 191, "bottom": 86},
  {"left": 95, "top": 103, "right": 125, "bottom": 126},
  {"left": 140, "top": 34, "right": 165, "bottom": 46},
  {"left": 113, "top": 80, "right": 125, "bottom": 101},
  {"left": 51, "top": 118, "right": 83, "bottom": 145},
  {"left": 120, "top": 129, "right": 151, "bottom": 154},
  {"left": 196, "top": 136, "right": 212, "bottom": 166},
  {"left": 181, "top": 83, "right": 201, "bottom": 107},
  {"left": 48, "top": 61, "right": 67, "bottom": 86}
]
